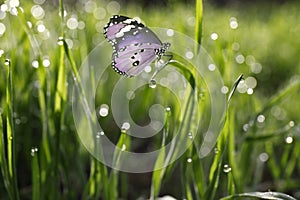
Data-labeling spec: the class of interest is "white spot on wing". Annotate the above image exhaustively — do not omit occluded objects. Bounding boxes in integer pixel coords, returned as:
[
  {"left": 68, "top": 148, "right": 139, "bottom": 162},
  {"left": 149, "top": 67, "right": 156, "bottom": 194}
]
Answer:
[{"left": 116, "top": 24, "right": 135, "bottom": 38}]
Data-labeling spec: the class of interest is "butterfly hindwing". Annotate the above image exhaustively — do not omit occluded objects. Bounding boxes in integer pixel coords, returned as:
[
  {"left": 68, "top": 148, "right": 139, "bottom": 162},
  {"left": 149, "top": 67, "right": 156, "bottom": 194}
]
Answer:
[{"left": 113, "top": 43, "right": 161, "bottom": 77}]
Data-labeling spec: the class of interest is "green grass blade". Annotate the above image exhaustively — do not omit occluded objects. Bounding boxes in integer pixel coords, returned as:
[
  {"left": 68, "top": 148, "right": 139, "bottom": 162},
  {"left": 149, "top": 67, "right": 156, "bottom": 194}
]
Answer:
[
  {"left": 109, "top": 129, "right": 131, "bottom": 199},
  {"left": 220, "top": 191, "right": 297, "bottom": 200},
  {"left": 195, "top": 0, "right": 203, "bottom": 53},
  {"left": 31, "top": 149, "right": 40, "bottom": 200},
  {"left": 150, "top": 108, "right": 171, "bottom": 199},
  {"left": 5, "top": 59, "right": 20, "bottom": 200},
  {"left": 0, "top": 112, "right": 13, "bottom": 198},
  {"left": 227, "top": 74, "right": 243, "bottom": 103}
]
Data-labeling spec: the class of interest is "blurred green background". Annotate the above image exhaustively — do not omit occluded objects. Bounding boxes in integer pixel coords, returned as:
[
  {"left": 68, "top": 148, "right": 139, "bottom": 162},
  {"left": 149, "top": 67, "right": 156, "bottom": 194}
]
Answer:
[{"left": 0, "top": 0, "right": 300, "bottom": 199}]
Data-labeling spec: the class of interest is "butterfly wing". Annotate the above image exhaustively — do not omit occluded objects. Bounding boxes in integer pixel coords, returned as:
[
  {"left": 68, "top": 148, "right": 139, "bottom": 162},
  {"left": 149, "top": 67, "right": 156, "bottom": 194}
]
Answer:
[
  {"left": 112, "top": 43, "right": 162, "bottom": 77},
  {"left": 104, "top": 15, "right": 170, "bottom": 77},
  {"left": 104, "top": 15, "right": 163, "bottom": 50}
]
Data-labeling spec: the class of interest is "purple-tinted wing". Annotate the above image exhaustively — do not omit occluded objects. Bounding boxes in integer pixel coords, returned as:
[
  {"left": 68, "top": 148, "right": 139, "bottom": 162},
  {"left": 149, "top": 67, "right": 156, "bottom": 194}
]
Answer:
[
  {"left": 104, "top": 15, "right": 162, "bottom": 50},
  {"left": 104, "top": 15, "right": 171, "bottom": 77},
  {"left": 112, "top": 43, "right": 161, "bottom": 77}
]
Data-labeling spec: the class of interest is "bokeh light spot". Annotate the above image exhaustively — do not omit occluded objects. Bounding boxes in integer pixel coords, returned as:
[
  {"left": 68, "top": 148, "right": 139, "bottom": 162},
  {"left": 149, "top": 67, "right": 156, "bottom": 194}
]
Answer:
[{"left": 106, "top": 1, "right": 120, "bottom": 14}]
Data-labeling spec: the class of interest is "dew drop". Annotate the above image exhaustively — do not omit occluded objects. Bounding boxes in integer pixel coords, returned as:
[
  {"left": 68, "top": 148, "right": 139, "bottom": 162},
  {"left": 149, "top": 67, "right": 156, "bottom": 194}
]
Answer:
[
  {"left": 259, "top": 152, "right": 269, "bottom": 162},
  {"left": 221, "top": 86, "right": 229, "bottom": 94},
  {"left": 242, "top": 123, "right": 250, "bottom": 132},
  {"left": 257, "top": 114, "right": 265, "bottom": 123},
  {"left": 57, "top": 36, "right": 64, "bottom": 46},
  {"left": 223, "top": 164, "right": 232, "bottom": 173},
  {"left": 99, "top": 104, "right": 109, "bottom": 117},
  {"left": 149, "top": 79, "right": 157, "bottom": 88},
  {"left": 214, "top": 148, "right": 219, "bottom": 154},
  {"left": 247, "top": 88, "right": 254, "bottom": 95},
  {"left": 9, "top": 136, "right": 13, "bottom": 140},
  {"left": 31, "top": 148, "right": 35, "bottom": 156},
  {"left": 288, "top": 121, "right": 295, "bottom": 127},
  {"left": 42, "top": 58, "right": 50, "bottom": 67},
  {"left": 121, "top": 144, "right": 126, "bottom": 151},
  {"left": 166, "top": 29, "right": 174, "bottom": 37},
  {"left": 0, "top": 49, "right": 4, "bottom": 57},
  {"left": 210, "top": 32, "right": 218, "bottom": 40},
  {"left": 208, "top": 64, "right": 216, "bottom": 71},
  {"left": 121, "top": 122, "right": 130, "bottom": 131},
  {"left": 185, "top": 51, "right": 193, "bottom": 59},
  {"left": 165, "top": 107, "right": 171, "bottom": 112},
  {"left": 30, "top": 147, "right": 38, "bottom": 156},
  {"left": 188, "top": 132, "right": 193, "bottom": 139},
  {"left": 4, "top": 58, "right": 10, "bottom": 66},
  {"left": 32, "top": 60, "right": 39, "bottom": 68},
  {"left": 187, "top": 158, "right": 192, "bottom": 163},
  {"left": 285, "top": 136, "right": 293, "bottom": 144},
  {"left": 229, "top": 17, "right": 238, "bottom": 29}
]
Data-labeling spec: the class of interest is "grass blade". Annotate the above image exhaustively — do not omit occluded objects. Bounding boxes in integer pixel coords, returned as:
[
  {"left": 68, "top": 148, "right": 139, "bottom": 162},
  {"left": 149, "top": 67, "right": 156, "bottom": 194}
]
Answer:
[
  {"left": 150, "top": 108, "right": 171, "bottom": 199},
  {"left": 220, "top": 191, "right": 297, "bottom": 200},
  {"left": 195, "top": 0, "right": 203, "bottom": 53},
  {"left": 31, "top": 149, "right": 40, "bottom": 200},
  {"left": 5, "top": 59, "right": 20, "bottom": 200}
]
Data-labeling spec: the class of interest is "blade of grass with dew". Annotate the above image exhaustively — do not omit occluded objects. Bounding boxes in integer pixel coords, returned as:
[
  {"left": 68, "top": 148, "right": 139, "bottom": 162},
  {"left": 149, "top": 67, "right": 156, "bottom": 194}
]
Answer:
[
  {"left": 61, "top": 34, "right": 111, "bottom": 199},
  {"left": 204, "top": 122, "right": 225, "bottom": 200},
  {"left": 239, "top": 77, "right": 300, "bottom": 185},
  {"left": 55, "top": 0, "right": 67, "bottom": 113},
  {"left": 204, "top": 74, "right": 242, "bottom": 199},
  {"left": 5, "top": 59, "right": 20, "bottom": 200},
  {"left": 150, "top": 108, "right": 171, "bottom": 199},
  {"left": 194, "top": 0, "right": 203, "bottom": 53},
  {"left": 220, "top": 191, "right": 297, "bottom": 200},
  {"left": 18, "top": 8, "right": 54, "bottom": 197},
  {"left": 182, "top": 146, "right": 194, "bottom": 200},
  {"left": 227, "top": 75, "right": 244, "bottom": 193},
  {"left": 31, "top": 149, "right": 41, "bottom": 200},
  {"left": 109, "top": 129, "right": 131, "bottom": 199},
  {"left": 0, "top": 112, "right": 13, "bottom": 198}
]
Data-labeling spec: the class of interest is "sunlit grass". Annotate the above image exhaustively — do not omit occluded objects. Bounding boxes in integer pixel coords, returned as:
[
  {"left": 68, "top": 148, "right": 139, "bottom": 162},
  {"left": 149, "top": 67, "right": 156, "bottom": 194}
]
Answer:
[{"left": 0, "top": 0, "right": 300, "bottom": 199}]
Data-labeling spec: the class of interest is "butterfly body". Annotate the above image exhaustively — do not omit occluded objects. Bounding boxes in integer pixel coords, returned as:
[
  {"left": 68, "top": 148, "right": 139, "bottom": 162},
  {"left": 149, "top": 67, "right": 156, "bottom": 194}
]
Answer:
[{"left": 104, "top": 15, "right": 170, "bottom": 77}]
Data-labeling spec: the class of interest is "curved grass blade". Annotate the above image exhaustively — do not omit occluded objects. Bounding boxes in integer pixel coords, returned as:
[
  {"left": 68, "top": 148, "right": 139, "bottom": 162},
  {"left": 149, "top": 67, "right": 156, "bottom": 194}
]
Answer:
[{"left": 220, "top": 191, "right": 297, "bottom": 200}]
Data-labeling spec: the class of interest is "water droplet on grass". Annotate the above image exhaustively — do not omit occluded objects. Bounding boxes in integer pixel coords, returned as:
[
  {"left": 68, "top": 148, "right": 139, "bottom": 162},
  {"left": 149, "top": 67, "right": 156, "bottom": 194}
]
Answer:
[
  {"left": 188, "top": 132, "right": 193, "bottom": 139},
  {"left": 210, "top": 32, "right": 218, "bottom": 40},
  {"left": 257, "top": 114, "right": 265, "bottom": 123},
  {"left": 259, "top": 152, "right": 269, "bottom": 162},
  {"left": 121, "top": 144, "right": 126, "bottom": 151},
  {"left": 99, "top": 104, "right": 109, "bottom": 117},
  {"left": 187, "top": 158, "right": 192, "bottom": 163},
  {"left": 32, "top": 60, "right": 39, "bottom": 68},
  {"left": 121, "top": 122, "right": 130, "bottom": 131},
  {"left": 288, "top": 121, "right": 295, "bottom": 127},
  {"left": 223, "top": 164, "right": 231, "bottom": 173},
  {"left": 149, "top": 79, "right": 157, "bottom": 88},
  {"left": 214, "top": 148, "right": 219, "bottom": 154},
  {"left": 4, "top": 58, "right": 10, "bottom": 66},
  {"left": 285, "top": 136, "right": 293, "bottom": 144},
  {"left": 57, "top": 37, "right": 64, "bottom": 46}
]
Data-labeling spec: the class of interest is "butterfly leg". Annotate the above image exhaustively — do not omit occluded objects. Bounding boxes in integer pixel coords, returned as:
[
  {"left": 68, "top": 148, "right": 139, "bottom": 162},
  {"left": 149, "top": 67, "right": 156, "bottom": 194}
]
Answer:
[{"left": 150, "top": 54, "right": 173, "bottom": 80}]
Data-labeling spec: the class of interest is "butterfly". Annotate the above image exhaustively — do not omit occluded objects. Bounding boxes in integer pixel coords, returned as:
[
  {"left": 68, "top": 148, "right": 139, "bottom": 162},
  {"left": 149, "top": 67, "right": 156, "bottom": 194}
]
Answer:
[{"left": 104, "top": 15, "right": 171, "bottom": 77}]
